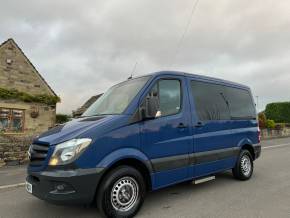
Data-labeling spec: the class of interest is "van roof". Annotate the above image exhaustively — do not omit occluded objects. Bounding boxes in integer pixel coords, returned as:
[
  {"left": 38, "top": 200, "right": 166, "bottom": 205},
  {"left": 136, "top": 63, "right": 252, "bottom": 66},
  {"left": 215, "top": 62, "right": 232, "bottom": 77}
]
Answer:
[{"left": 147, "top": 71, "right": 250, "bottom": 90}]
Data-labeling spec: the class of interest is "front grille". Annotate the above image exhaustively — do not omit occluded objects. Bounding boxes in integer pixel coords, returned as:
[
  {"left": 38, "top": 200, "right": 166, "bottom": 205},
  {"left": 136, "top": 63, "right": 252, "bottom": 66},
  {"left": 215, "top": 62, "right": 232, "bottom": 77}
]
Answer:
[{"left": 28, "top": 143, "right": 49, "bottom": 166}]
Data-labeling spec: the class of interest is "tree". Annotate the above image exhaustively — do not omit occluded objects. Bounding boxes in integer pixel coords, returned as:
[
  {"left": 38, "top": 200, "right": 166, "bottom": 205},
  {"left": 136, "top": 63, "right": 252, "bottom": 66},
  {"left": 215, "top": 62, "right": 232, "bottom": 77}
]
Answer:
[
  {"left": 265, "top": 102, "right": 290, "bottom": 123},
  {"left": 258, "top": 112, "right": 267, "bottom": 128}
]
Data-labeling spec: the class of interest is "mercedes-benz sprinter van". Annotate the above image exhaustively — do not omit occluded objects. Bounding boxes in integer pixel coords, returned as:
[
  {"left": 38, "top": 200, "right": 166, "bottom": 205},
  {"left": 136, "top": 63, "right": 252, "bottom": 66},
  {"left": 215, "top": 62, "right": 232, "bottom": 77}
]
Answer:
[{"left": 26, "top": 71, "right": 261, "bottom": 218}]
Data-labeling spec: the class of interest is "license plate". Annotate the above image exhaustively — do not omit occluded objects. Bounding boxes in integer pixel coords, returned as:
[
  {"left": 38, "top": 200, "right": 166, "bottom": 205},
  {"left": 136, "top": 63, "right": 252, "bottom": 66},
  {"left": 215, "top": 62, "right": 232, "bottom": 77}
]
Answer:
[{"left": 26, "top": 181, "right": 32, "bottom": 194}]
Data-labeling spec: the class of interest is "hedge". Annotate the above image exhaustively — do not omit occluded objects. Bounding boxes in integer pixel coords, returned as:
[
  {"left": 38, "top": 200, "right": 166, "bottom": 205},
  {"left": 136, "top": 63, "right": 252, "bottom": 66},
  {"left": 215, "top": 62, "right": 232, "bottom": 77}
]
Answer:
[
  {"left": 56, "top": 114, "right": 71, "bottom": 124},
  {"left": 0, "top": 87, "right": 60, "bottom": 105},
  {"left": 265, "top": 102, "right": 290, "bottom": 123}
]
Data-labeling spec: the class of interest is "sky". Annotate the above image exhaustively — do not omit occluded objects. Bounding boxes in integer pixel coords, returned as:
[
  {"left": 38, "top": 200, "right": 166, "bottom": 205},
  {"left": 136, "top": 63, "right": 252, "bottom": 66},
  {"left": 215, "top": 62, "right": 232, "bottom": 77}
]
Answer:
[{"left": 1, "top": 0, "right": 289, "bottom": 114}]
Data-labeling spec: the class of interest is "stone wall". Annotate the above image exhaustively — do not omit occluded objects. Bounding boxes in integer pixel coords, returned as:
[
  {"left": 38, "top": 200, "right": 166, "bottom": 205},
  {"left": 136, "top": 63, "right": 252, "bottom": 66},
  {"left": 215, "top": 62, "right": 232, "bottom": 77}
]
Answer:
[
  {"left": 261, "top": 127, "right": 290, "bottom": 140},
  {"left": 0, "top": 134, "right": 33, "bottom": 167}
]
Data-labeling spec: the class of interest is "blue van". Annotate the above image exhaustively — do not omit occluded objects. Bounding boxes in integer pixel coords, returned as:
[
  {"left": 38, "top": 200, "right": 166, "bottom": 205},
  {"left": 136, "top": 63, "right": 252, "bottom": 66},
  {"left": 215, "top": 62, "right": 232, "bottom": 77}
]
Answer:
[{"left": 26, "top": 71, "right": 261, "bottom": 218}]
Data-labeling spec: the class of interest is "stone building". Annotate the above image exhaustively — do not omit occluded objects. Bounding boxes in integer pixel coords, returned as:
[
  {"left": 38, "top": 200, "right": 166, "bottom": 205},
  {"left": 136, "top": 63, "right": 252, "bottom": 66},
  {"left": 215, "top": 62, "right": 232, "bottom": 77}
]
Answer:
[
  {"left": 0, "top": 38, "right": 59, "bottom": 167},
  {"left": 72, "top": 94, "right": 102, "bottom": 117},
  {"left": 0, "top": 38, "right": 59, "bottom": 135}
]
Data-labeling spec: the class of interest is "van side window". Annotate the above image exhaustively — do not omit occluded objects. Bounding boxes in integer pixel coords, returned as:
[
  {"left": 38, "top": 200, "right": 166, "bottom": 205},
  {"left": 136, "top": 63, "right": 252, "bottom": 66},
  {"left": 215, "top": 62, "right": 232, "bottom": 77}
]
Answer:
[
  {"left": 191, "top": 80, "right": 256, "bottom": 121},
  {"left": 190, "top": 81, "right": 230, "bottom": 120},
  {"left": 224, "top": 87, "right": 256, "bottom": 119},
  {"left": 148, "top": 79, "right": 181, "bottom": 117}
]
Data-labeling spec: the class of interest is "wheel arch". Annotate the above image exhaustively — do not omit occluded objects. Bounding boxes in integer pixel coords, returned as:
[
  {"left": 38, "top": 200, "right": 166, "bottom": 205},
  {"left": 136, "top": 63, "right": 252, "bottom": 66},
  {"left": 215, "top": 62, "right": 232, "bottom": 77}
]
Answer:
[
  {"left": 95, "top": 148, "right": 153, "bottom": 195},
  {"left": 239, "top": 140, "right": 256, "bottom": 160},
  {"left": 103, "top": 158, "right": 152, "bottom": 190},
  {"left": 237, "top": 138, "right": 256, "bottom": 159},
  {"left": 240, "top": 144, "right": 255, "bottom": 160}
]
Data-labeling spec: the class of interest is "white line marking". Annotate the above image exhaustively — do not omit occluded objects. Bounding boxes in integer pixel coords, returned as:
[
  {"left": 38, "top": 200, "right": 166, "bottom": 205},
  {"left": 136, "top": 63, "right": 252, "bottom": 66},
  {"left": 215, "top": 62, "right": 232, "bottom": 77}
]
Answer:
[
  {"left": 0, "top": 183, "right": 25, "bottom": 190},
  {"left": 263, "top": 143, "right": 290, "bottom": 150}
]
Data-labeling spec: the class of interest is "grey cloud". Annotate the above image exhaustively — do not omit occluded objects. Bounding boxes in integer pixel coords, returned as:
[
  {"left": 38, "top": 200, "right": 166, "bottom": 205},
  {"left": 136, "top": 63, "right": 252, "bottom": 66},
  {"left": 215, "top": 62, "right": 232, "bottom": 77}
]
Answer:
[{"left": 0, "top": 0, "right": 289, "bottom": 113}]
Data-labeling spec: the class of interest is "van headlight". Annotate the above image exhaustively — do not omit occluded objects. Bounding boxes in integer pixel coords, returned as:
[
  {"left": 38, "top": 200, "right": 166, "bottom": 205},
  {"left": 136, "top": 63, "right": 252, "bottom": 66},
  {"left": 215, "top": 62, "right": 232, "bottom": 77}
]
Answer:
[{"left": 49, "top": 138, "right": 92, "bottom": 166}]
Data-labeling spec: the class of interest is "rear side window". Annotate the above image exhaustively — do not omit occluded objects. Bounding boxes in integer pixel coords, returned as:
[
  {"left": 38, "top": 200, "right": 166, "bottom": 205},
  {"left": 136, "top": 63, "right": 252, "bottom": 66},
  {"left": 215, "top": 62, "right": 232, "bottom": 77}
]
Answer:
[
  {"left": 224, "top": 86, "right": 256, "bottom": 119},
  {"left": 190, "top": 80, "right": 256, "bottom": 121},
  {"left": 190, "top": 81, "right": 230, "bottom": 120}
]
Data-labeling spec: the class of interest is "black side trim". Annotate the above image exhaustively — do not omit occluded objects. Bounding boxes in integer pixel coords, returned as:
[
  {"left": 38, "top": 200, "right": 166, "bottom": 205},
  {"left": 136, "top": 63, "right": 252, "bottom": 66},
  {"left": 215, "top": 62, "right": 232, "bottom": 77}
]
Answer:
[
  {"left": 151, "top": 154, "right": 189, "bottom": 172},
  {"left": 191, "top": 147, "right": 240, "bottom": 165},
  {"left": 151, "top": 147, "right": 240, "bottom": 172}
]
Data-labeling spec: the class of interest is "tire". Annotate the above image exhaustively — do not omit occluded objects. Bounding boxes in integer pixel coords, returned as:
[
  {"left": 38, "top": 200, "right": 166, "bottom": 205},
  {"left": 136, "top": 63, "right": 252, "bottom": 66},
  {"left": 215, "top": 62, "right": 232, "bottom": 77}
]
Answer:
[
  {"left": 96, "top": 165, "right": 146, "bottom": 218},
  {"left": 232, "top": 149, "right": 254, "bottom": 181}
]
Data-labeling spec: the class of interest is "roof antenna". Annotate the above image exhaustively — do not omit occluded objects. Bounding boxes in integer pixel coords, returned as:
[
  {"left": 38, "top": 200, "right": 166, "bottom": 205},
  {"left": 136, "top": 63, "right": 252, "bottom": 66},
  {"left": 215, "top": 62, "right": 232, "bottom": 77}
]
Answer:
[{"left": 128, "top": 61, "right": 138, "bottom": 79}]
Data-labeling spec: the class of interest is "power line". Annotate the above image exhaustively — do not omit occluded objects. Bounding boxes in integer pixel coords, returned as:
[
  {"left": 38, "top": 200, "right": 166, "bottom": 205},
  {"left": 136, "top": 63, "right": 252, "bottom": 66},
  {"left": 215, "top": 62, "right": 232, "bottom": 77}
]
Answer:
[{"left": 170, "top": 0, "right": 200, "bottom": 68}]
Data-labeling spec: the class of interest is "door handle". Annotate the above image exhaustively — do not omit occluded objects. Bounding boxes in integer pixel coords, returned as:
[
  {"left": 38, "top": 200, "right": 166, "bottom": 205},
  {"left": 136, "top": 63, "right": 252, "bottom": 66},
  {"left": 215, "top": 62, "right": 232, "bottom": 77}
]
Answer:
[
  {"left": 195, "top": 121, "right": 204, "bottom": 128},
  {"left": 177, "top": 123, "right": 187, "bottom": 129}
]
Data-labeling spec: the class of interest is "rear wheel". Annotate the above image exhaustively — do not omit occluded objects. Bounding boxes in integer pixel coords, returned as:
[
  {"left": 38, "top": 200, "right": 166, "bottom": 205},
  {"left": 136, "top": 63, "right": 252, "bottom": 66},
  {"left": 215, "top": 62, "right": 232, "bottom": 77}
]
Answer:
[
  {"left": 232, "top": 150, "right": 253, "bottom": 180},
  {"left": 96, "top": 165, "right": 146, "bottom": 218}
]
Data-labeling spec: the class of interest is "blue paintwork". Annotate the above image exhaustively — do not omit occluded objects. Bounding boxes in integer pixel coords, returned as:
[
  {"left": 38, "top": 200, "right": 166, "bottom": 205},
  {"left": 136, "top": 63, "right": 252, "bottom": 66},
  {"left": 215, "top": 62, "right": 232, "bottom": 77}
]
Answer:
[
  {"left": 151, "top": 167, "right": 189, "bottom": 190},
  {"left": 140, "top": 75, "right": 192, "bottom": 187},
  {"left": 186, "top": 74, "right": 258, "bottom": 178},
  {"left": 28, "top": 71, "right": 259, "bottom": 190}
]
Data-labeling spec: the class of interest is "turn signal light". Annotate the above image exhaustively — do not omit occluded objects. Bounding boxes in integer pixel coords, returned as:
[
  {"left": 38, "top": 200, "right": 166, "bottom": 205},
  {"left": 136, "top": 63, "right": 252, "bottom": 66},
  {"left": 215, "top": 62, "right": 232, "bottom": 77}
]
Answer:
[{"left": 49, "top": 158, "right": 58, "bottom": 166}]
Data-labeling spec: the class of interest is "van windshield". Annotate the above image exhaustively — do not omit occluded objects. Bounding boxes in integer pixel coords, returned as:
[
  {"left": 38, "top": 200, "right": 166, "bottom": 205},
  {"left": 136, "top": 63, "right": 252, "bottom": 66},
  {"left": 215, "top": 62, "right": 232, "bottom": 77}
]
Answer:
[{"left": 82, "top": 76, "right": 150, "bottom": 116}]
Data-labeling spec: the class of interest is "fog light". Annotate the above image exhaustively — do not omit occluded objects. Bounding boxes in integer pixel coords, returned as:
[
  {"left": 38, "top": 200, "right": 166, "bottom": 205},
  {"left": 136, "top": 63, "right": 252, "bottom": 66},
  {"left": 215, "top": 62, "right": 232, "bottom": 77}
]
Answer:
[
  {"left": 56, "top": 184, "right": 65, "bottom": 191},
  {"left": 50, "top": 182, "right": 75, "bottom": 194}
]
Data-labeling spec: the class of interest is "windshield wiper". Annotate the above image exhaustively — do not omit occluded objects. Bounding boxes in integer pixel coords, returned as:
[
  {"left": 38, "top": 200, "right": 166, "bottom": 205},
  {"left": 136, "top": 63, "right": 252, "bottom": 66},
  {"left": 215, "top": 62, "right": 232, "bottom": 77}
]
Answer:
[
  {"left": 96, "top": 113, "right": 120, "bottom": 115},
  {"left": 81, "top": 113, "right": 120, "bottom": 117}
]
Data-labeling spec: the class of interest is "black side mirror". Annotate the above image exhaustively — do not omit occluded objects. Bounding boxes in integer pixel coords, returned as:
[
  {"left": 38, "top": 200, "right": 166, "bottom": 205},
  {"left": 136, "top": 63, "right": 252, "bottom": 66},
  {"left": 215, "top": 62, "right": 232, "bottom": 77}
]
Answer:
[{"left": 141, "top": 95, "right": 161, "bottom": 120}]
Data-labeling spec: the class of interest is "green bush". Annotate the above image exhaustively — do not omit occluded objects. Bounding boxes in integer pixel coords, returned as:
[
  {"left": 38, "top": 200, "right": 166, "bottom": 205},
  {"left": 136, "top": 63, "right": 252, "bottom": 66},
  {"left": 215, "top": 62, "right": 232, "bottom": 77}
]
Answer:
[
  {"left": 266, "top": 119, "right": 275, "bottom": 129},
  {"left": 56, "top": 114, "right": 71, "bottom": 124},
  {"left": 0, "top": 87, "right": 60, "bottom": 105},
  {"left": 265, "top": 102, "right": 290, "bottom": 123}
]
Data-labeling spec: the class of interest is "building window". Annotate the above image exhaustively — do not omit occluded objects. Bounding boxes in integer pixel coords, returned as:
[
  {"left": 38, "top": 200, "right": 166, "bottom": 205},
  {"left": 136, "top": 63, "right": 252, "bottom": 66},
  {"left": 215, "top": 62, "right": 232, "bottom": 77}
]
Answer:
[{"left": 0, "top": 108, "right": 24, "bottom": 132}]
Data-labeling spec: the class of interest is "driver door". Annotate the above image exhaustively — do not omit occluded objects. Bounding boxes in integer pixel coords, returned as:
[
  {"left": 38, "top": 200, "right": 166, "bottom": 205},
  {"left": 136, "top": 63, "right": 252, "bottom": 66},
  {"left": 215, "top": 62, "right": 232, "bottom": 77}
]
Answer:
[{"left": 140, "top": 76, "right": 191, "bottom": 189}]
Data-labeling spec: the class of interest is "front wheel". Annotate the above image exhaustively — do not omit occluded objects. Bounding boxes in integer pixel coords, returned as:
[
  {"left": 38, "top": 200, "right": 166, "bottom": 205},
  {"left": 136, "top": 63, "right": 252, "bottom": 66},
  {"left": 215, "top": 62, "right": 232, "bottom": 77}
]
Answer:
[
  {"left": 232, "top": 150, "right": 254, "bottom": 180},
  {"left": 96, "top": 166, "right": 146, "bottom": 218}
]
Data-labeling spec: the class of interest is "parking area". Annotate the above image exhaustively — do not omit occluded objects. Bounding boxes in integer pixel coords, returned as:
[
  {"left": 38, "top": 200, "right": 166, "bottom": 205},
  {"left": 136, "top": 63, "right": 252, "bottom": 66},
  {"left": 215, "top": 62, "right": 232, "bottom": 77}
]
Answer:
[{"left": 1, "top": 137, "right": 290, "bottom": 218}]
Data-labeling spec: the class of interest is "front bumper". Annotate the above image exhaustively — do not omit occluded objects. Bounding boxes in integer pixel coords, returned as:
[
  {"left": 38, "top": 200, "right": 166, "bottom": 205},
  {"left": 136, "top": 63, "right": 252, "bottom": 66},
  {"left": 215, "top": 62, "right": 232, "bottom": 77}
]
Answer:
[
  {"left": 26, "top": 168, "right": 104, "bottom": 205},
  {"left": 253, "top": 144, "right": 261, "bottom": 160}
]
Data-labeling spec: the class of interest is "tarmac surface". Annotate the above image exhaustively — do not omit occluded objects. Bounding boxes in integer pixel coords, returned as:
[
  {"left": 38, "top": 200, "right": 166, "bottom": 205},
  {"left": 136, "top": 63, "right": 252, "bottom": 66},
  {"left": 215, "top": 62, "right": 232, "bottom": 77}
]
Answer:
[{"left": 0, "top": 137, "right": 290, "bottom": 218}]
